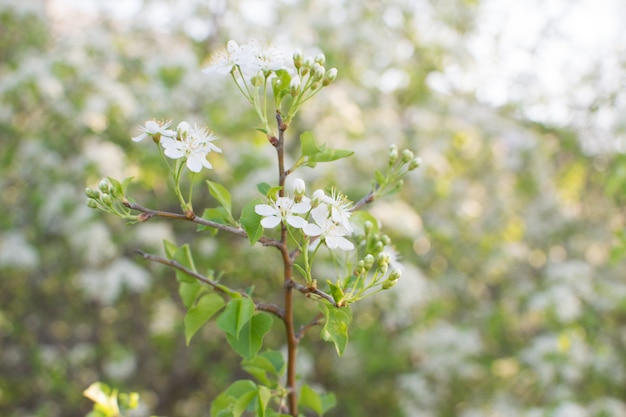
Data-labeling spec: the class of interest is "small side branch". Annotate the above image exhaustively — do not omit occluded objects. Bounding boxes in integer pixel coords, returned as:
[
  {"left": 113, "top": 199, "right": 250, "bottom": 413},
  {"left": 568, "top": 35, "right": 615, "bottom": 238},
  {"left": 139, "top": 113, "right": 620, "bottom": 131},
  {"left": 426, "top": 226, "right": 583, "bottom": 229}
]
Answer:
[
  {"left": 135, "top": 250, "right": 284, "bottom": 319},
  {"left": 286, "top": 279, "right": 338, "bottom": 307},
  {"left": 296, "top": 313, "right": 324, "bottom": 341},
  {"left": 125, "top": 201, "right": 281, "bottom": 248},
  {"left": 351, "top": 189, "right": 376, "bottom": 212}
]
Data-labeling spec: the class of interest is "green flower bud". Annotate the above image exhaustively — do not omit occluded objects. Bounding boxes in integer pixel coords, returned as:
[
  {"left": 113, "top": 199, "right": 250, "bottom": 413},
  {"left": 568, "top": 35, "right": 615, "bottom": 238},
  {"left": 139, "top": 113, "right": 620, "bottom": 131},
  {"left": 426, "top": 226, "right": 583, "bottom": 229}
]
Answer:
[
  {"left": 363, "top": 254, "right": 375, "bottom": 270},
  {"left": 85, "top": 188, "right": 100, "bottom": 199},
  {"left": 310, "top": 81, "right": 320, "bottom": 90},
  {"left": 322, "top": 68, "right": 338, "bottom": 86},
  {"left": 377, "top": 252, "right": 390, "bottom": 264},
  {"left": 312, "top": 64, "right": 325, "bottom": 81},
  {"left": 381, "top": 234, "right": 391, "bottom": 246},
  {"left": 382, "top": 278, "right": 398, "bottom": 290},
  {"left": 293, "top": 178, "right": 306, "bottom": 202},
  {"left": 409, "top": 157, "right": 422, "bottom": 171},
  {"left": 303, "top": 57, "right": 314, "bottom": 69},
  {"left": 293, "top": 48, "right": 303, "bottom": 69},
  {"left": 402, "top": 149, "right": 415, "bottom": 163},
  {"left": 101, "top": 193, "right": 113, "bottom": 206},
  {"left": 252, "top": 70, "right": 265, "bottom": 87},
  {"left": 388, "top": 269, "right": 402, "bottom": 281},
  {"left": 364, "top": 220, "right": 373, "bottom": 234},
  {"left": 314, "top": 53, "right": 326, "bottom": 66},
  {"left": 388, "top": 144, "right": 398, "bottom": 165},
  {"left": 98, "top": 179, "right": 111, "bottom": 193},
  {"left": 379, "top": 262, "right": 389, "bottom": 275},
  {"left": 177, "top": 121, "right": 190, "bottom": 139},
  {"left": 86, "top": 198, "right": 98, "bottom": 209},
  {"left": 374, "top": 241, "right": 384, "bottom": 253},
  {"left": 290, "top": 76, "right": 302, "bottom": 96}
]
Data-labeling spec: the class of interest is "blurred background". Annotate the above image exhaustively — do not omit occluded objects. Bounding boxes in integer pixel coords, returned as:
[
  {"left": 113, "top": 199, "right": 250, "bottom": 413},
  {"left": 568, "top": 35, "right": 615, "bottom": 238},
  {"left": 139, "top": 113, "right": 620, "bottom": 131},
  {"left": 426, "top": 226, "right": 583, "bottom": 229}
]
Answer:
[{"left": 2, "top": 0, "right": 626, "bottom": 416}]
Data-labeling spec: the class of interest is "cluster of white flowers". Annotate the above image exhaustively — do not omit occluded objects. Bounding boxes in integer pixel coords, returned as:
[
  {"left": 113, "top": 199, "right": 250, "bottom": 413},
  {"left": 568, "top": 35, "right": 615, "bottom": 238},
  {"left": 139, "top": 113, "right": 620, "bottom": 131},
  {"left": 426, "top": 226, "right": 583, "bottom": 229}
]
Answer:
[
  {"left": 202, "top": 40, "right": 286, "bottom": 80},
  {"left": 254, "top": 179, "right": 355, "bottom": 251},
  {"left": 132, "top": 120, "right": 221, "bottom": 173}
]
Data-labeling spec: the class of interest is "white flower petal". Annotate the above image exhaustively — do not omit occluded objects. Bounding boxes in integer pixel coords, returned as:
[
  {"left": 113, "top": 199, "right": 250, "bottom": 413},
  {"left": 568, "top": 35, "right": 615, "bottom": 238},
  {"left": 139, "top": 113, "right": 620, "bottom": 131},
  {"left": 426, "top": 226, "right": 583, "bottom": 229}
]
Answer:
[
  {"left": 286, "top": 216, "right": 308, "bottom": 229},
  {"left": 261, "top": 216, "right": 282, "bottom": 228},
  {"left": 255, "top": 204, "right": 277, "bottom": 216},
  {"left": 303, "top": 223, "right": 322, "bottom": 236}
]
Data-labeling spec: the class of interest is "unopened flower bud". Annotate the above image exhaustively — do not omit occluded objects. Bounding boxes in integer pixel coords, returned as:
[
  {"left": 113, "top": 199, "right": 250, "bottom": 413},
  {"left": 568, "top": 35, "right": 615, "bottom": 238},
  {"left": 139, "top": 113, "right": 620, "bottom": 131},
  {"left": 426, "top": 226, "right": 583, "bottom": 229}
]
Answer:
[
  {"left": 98, "top": 179, "right": 111, "bottom": 193},
  {"left": 85, "top": 188, "right": 100, "bottom": 199},
  {"left": 293, "top": 48, "right": 303, "bottom": 69},
  {"left": 293, "top": 178, "right": 306, "bottom": 202},
  {"left": 303, "top": 57, "right": 314, "bottom": 69},
  {"left": 322, "top": 68, "right": 337, "bottom": 86},
  {"left": 310, "top": 81, "right": 320, "bottom": 91},
  {"left": 409, "top": 157, "right": 422, "bottom": 171},
  {"left": 388, "top": 144, "right": 398, "bottom": 165},
  {"left": 290, "top": 76, "right": 301, "bottom": 96},
  {"left": 364, "top": 220, "right": 373, "bottom": 233},
  {"left": 381, "top": 235, "right": 391, "bottom": 246},
  {"left": 379, "top": 262, "right": 389, "bottom": 275},
  {"left": 86, "top": 198, "right": 98, "bottom": 209},
  {"left": 177, "top": 121, "right": 190, "bottom": 139},
  {"left": 252, "top": 70, "right": 265, "bottom": 87},
  {"left": 382, "top": 278, "right": 398, "bottom": 290},
  {"left": 377, "top": 252, "right": 391, "bottom": 264},
  {"left": 388, "top": 269, "right": 402, "bottom": 281},
  {"left": 363, "top": 254, "right": 375, "bottom": 270},
  {"left": 312, "top": 64, "right": 325, "bottom": 81},
  {"left": 402, "top": 149, "right": 415, "bottom": 163},
  {"left": 374, "top": 241, "right": 384, "bottom": 253},
  {"left": 312, "top": 189, "right": 325, "bottom": 206},
  {"left": 314, "top": 53, "right": 326, "bottom": 66},
  {"left": 101, "top": 193, "right": 113, "bottom": 206}
]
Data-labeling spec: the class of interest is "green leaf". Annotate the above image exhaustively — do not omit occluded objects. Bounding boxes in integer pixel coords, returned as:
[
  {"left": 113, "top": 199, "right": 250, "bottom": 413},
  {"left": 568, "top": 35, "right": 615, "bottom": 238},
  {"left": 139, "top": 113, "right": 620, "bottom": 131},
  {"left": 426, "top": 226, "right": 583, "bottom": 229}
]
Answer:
[
  {"left": 256, "top": 182, "right": 271, "bottom": 196},
  {"left": 207, "top": 180, "right": 232, "bottom": 214},
  {"left": 327, "top": 281, "right": 345, "bottom": 305},
  {"left": 240, "top": 199, "right": 264, "bottom": 245},
  {"left": 300, "top": 131, "right": 319, "bottom": 157},
  {"left": 256, "top": 385, "right": 272, "bottom": 417},
  {"left": 216, "top": 298, "right": 256, "bottom": 338},
  {"left": 226, "top": 313, "right": 273, "bottom": 360},
  {"left": 242, "top": 350, "right": 285, "bottom": 386},
  {"left": 233, "top": 390, "right": 257, "bottom": 417},
  {"left": 374, "top": 169, "right": 386, "bottom": 186},
  {"left": 178, "top": 281, "right": 202, "bottom": 309},
  {"left": 198, "top": 207, "right": 231, "bottom": 233},
  {"left": 272, "top": 69, "right": 292, "bottom": 105},
  {"left": 107, "top": 176, "right": 124, "bottom": 199},
  {"left": 184, "top": 294, "right": 225, "bottom": 345},
  {"left": 210, "top": 380, "right": 257, "bottom": 417},
  {"left": 320, "top": 303, "right": 352, "bottom": 356},
  {"left": 309, "top": 145, "right": 354, "bottom": 163},
  {"left": 293, "top": 263, "right": 307, "bottom": 281},
  {"left": 299, "top": 385, "right": 323, "bottom": 416},
  {"left": 299, "top": 385, "right": 335, "bottom": 416},
  {"left": 162, "top": 241, "right": 197, "bottom": 283}
]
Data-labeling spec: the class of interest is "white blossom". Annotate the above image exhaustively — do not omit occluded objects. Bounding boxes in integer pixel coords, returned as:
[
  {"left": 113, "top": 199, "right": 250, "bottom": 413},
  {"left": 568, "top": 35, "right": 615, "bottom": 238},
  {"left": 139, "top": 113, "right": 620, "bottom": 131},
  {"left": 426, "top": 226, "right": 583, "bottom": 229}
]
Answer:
[
  {"left": 131, "top": 120, "right": 175, "bottom": 142},
  {"left": 255, "top": 196, "right": 311, "bottom": 229},
  {"left": 160, "top": 123, "right": 221, "bottom": 173},
  {"left": 303, "top": 203, "right": 354, "bottom": 250}
]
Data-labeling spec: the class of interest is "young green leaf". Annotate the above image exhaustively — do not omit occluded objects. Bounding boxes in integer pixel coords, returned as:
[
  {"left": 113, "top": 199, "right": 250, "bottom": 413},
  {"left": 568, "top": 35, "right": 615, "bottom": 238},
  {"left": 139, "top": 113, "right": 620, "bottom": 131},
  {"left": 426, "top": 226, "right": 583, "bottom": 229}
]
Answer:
[
  {"left": 256, "top": 182, "right": 271, "bottom": 196},
  {"left": 184, "top": 294, "right": 225, "bottom": 345},
  {"left": 178, "top": 281, "right": 202, "bottom": 309},
  {"left": 299, "top": 384, "right": 323, "bottom": 416},
  {"left": 210, "top": 380, "right": 258, "bottom": 417},
  {"left": 163, "top": 241, "right": 197, "bottom": 283},
  {"left": 226, "top": 313, "right": 273, "bottom": 360},
  {"left": 320, "top": 303, "right": 352, "bottom": 356},
  {"left": 242, "top": 350, "right": 285, "bottom": 386},
  {"left": 207, "top": 180, "right": 232, "bottom": 215},
  {"left": 240, "top": 199, "right": 264, "bottom": 245},
  {"left": 300, "top": 131, "right": 319, "bottom": 157},
  {"left": 216, "top": 298, "right": 256, "bottom": 338}
]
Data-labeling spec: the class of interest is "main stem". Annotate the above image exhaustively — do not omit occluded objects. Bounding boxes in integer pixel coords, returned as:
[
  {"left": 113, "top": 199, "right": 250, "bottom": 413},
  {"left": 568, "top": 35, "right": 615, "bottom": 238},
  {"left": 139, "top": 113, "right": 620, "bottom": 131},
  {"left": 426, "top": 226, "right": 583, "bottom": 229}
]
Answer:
[{"left": 275, "top": 112, "right": 298, "bottom": 416}]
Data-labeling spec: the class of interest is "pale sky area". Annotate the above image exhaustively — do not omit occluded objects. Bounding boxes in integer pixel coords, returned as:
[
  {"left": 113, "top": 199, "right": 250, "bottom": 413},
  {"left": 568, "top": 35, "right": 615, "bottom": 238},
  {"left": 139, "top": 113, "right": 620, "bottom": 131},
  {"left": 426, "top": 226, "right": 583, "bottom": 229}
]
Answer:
[{"left": 40, "top": 0, "right": 626, "bottom": 153}]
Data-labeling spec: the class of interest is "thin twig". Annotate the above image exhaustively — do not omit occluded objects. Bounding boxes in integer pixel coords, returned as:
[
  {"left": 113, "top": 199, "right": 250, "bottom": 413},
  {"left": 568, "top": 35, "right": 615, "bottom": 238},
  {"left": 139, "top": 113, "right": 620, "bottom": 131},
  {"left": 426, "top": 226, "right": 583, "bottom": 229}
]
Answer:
[
  {"left": 296, "top": 313, "right": 324, "bottom": 341},
  {"left": 124, "top": 201, "right": 281, "bottom": 248},
  {"left": 135, "top": 250, "right": 284, "bottom": 319},
  {"left": 287, "top": 279, "right": 338, "bottom": 307}
]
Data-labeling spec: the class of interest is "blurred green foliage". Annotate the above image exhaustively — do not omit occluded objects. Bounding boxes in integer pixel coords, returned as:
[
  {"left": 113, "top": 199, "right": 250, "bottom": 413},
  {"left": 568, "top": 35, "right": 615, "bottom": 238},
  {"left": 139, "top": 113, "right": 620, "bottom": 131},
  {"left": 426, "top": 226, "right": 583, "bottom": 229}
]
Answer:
[{"left": 1, "top": 1, "right": 626, "bottom": 417}]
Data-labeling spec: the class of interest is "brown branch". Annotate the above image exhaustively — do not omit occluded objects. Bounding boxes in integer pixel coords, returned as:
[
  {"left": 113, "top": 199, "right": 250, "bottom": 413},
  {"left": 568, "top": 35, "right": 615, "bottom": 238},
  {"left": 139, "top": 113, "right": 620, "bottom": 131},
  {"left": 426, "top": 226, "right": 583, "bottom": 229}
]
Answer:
[
  {"left": 134, "top": 250, "right": 284, "bottom": 319},
  {"left": 351, "top": 188, "right": 376, "bottom": 212},
  {"left": 124, "top": 201, "right": 281, "bottom": 248},
  {"left": 287, "top": 279, "right": 338, "bottom": 307},
  {"left": 296, "top": 313, "right": 324, "bottom": 341}
]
